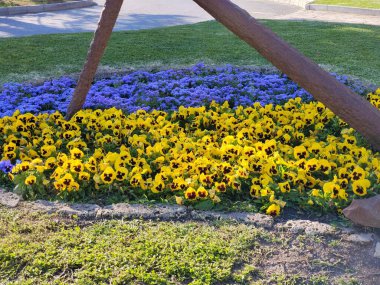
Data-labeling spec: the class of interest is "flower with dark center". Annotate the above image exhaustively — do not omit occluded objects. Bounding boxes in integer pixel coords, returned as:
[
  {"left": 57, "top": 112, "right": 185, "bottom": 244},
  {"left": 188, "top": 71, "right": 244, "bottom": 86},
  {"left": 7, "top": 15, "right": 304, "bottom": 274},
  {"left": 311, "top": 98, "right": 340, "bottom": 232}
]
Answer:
[
  {"left": 25, "top": 175, "right": 37, "bottom": 185},
  {"left": 215, "top": 182, "right": 227, "bottom": 193},
  {"left": 266, "top": 204, "right": 280, "bottom": 216},
  {"left": 101, "top": 167, "right": 116, "bottom": 184},
  {"left": 197, "top": 187, "right": 208, "bottom": 198},
  {"left": 185, "top": 187, "right": 197, "bottom": 200}
]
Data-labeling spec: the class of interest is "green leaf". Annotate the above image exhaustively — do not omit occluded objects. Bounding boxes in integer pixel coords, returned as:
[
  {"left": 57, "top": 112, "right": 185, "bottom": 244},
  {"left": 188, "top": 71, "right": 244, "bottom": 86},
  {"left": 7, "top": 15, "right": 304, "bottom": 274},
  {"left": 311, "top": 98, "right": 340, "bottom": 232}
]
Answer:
[{"left": 194, "top": 200, "right": 214, "bottom": 211}]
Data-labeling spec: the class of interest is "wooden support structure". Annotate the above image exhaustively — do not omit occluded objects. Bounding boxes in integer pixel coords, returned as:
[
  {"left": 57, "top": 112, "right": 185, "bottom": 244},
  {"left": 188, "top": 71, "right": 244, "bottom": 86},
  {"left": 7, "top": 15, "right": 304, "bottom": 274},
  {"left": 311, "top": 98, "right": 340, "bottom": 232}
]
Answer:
[
  {"left": 66, "top": 0, "right": 124, "bottom": 119},
  {"left": 66, "top": 0, "right": 380, "bottom": 151},
  {"left": 193, "top": 0, "right": 380, "bottom": 151}
]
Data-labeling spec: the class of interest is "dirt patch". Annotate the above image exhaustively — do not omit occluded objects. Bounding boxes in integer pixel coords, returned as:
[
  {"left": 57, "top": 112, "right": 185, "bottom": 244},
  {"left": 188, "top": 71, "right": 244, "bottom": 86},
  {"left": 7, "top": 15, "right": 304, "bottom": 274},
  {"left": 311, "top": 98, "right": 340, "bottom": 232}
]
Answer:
[{"left": 255, "top": 231, "right": 380, "bottom": 284}]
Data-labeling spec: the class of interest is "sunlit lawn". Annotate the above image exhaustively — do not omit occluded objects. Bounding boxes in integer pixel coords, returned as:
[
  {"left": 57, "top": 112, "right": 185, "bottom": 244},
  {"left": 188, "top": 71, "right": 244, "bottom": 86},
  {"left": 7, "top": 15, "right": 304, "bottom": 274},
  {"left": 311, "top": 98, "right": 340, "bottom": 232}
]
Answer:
[
  {"left": 312, "top": 0, "right": 380, "bottom": 9},
  {"left": 0, "top": 20, "right": 379, "bottom": 86}
]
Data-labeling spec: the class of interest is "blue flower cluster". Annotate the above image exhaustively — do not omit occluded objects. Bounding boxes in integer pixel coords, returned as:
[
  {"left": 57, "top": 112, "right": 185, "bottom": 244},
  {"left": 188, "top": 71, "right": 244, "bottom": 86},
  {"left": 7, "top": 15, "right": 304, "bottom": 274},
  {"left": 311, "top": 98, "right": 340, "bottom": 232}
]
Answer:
[{"left": 0, "top": 64, "right": 372, "bottom": 118}]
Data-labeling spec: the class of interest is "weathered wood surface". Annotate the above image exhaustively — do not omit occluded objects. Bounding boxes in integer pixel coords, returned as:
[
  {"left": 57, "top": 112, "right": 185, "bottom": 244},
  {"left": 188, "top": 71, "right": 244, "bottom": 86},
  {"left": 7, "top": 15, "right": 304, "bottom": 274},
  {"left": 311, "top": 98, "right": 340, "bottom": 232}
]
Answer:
[
  {"left": 343, "top": 196, "right": 380, "bottom": 228},
  {"left": 193, "top": 0, "right": 380, "bottom": 151},
  {"left": 66, "top": 0, "right": 124, "bottom": 119}
]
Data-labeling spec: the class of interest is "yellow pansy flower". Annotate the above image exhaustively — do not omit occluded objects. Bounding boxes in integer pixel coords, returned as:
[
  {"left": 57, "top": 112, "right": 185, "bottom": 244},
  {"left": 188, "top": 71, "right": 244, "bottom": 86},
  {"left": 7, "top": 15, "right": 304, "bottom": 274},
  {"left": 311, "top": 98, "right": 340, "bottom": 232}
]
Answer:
[
  {"left": 78, "top": 172, "right": 91, "bottom": 181},
  {"left": 130, "top": 173, "right": 144, "bottom": 189},
  {"left": 100, "top": 167, "right": 116, "bottom": 184},
  {"left": 351, "top": 167, "right": 366, "bottom": 181},
  {"left": 70, "top": 160, "right": 84, "bottom": 173},
  {"left": 266, "top": 204, "right": 280, "bottom": 216},
  {"left": 25, "top": 175, "right": 37, "bottom": 185},
  {"left": 45, "top": 157, "right": 56, "bottom": 170},
  {"left": 70, "top": 148, "right": 84, "bottom": 159},
  {"left": 278, "top": 181, "right": 291, "bottom": 193},
  {"left": 294, "top": 145, "right": 308, "bottom": 160},
  {"left": 215, "top": 182, "right": 227, "bottom": 193},
  {"left": 152, "top": 180, "right": 165, "bottom": 193},
  {"left": 114, "top": 167, "right": 128, "bottom": 181},
  {"left": 323, "top": 182, "right": 341, "bottom": 199},
  {"left": 184, "top": 187, "right": 197, "bottom": 200},
  {"left": 352, "top": 179, "right": 371, "bottom": 196},
  {"left": 197, "top": 187, "right": 209, "bottom": 199}
]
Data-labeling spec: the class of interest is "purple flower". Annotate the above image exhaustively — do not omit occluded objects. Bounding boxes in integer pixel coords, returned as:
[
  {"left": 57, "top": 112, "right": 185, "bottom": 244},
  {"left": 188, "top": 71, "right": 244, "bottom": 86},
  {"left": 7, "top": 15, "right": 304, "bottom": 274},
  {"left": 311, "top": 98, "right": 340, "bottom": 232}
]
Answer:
[
  {"left": 0, "top": 64, "right": 373, "bottom": 118},
  {"left": 0, "top": 160, "right": 14, "bottom": 174}
]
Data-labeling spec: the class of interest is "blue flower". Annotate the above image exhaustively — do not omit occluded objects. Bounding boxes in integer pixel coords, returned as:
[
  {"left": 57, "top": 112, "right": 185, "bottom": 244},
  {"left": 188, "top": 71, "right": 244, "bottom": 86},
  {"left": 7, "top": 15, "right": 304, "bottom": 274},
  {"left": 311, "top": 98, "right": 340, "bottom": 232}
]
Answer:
[
  {"left": 0, "top": 64, "right": 373, "bottom": 118},
  {"left": 0, "top": 160, "right": 14, "bottom": 174}
]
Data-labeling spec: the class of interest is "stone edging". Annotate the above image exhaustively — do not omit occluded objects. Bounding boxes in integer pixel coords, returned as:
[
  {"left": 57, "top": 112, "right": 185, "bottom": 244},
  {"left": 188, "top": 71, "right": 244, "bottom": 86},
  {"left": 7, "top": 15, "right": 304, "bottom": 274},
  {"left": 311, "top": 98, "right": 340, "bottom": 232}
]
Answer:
[
  {"left": 267, "top": 0, "right": 380, "bottom": 16},
  {"left": 0, "top": 190, "right": 339, "bottom": 233},
  {"left": 0, "top": 0, "right": 96, "bottom": 16},
  {"left": 26, "top": 200, "right": 276, "bottom": 228},
  {"left": 1, "top": 190, "right": 379, "bottom": 257},
  {"left": 306, "top": 4, "right": 380, "bottom": 16}
]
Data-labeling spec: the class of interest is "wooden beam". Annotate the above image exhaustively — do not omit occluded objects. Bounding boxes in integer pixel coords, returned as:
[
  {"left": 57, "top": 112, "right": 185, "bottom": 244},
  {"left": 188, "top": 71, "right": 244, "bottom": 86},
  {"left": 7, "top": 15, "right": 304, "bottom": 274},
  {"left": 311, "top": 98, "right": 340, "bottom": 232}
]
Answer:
[
  {"left": 193, "top": 0, "right": 380, "bottom": 151},
  {"left": 66, "top": 0, "right": 124, "bottom": 119}
]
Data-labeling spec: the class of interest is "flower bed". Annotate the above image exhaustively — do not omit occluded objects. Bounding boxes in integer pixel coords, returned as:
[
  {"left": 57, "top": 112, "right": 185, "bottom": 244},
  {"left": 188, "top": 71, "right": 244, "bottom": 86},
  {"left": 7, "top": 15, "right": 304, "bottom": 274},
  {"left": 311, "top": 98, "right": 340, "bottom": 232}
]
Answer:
[
  {"left": 0, "top": 64, "right": 371, "bottom": 117},
  {"left": 0, "top": 65, "right": 379, "bottom": 216},
  {"left": 1, "top": 86, "right": 379, "bottom": 216}
]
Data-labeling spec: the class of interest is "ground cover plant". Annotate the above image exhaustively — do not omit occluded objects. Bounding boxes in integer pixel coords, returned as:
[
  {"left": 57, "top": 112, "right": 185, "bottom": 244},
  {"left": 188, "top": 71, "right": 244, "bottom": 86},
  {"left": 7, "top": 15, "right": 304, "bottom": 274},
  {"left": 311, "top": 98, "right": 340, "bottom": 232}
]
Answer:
[
  {"left": 1, "top": 207, "right": 379, "bottom": 285},
  {"left": 312, "top": 0, "right": 380, "bottom": 9},
  {"left": 0, "top": 65, "right": 379, "bottom": 217},
  {"left": 0, "top": 21, "right": 379, "bottom": 86}
]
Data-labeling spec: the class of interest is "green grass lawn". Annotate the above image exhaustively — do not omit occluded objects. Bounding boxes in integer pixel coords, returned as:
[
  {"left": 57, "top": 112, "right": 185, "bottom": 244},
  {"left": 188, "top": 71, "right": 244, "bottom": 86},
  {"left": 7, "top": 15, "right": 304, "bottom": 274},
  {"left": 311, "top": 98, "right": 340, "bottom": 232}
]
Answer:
[
  {"left": 312, "top": 0, "right": 380, "bottom": 9},
  {"left": 1, "top": 207, "right": 377, "bottom": 285},
  {"left": 0, "top": 20, "right": 379, "bottom": 86}
]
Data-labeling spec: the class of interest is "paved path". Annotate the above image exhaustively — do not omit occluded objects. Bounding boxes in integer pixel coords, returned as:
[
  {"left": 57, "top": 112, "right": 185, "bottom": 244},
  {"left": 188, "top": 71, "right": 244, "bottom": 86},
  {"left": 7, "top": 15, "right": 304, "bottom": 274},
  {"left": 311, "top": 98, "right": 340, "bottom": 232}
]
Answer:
[{"left": 0, "top": 0, "right": 380, "bottom": 38}]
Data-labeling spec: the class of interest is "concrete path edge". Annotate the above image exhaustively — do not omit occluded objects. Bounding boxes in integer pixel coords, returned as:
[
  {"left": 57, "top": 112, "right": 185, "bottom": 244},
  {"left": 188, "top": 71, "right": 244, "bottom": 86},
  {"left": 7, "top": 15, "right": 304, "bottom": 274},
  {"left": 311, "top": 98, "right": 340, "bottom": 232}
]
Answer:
[
  {"left": 306, "top": 4, "right": 380, "bottom": 16},
  {"left": 269, "top": 0, "right": 313, "bottom": 8},
  {"left": 0, "top": 0, "right": 96, "bottom": 16},
  {"left": 268, "top": 0, "right": 380, "bottom": 16}
]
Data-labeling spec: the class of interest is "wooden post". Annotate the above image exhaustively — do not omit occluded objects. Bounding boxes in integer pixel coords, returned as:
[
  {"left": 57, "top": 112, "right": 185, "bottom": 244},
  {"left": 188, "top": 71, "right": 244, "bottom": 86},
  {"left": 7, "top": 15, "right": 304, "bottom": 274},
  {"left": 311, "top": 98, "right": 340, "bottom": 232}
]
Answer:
[
  {"left": 66, "top": 0, "right": 124, "bottom": 120},
  {"left": 193, "top": 0, "right": 380, "bottom": 151}
]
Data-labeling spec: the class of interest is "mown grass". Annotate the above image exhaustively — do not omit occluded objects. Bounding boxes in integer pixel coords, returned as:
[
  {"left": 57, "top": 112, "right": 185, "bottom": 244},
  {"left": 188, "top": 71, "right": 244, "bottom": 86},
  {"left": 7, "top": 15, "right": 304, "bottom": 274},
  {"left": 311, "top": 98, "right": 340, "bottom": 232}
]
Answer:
[
  {"left": 0, "top": 207, "right": 370, "bottom": 285},
  {"left": 312, "top": 0, "right": 380, "bottom": 9},
  {"left": 0, "top": 20, "right": 379, "bottom": 86},
  {"left": 0, "top": 208, "right": 265, "bottom": 284}
]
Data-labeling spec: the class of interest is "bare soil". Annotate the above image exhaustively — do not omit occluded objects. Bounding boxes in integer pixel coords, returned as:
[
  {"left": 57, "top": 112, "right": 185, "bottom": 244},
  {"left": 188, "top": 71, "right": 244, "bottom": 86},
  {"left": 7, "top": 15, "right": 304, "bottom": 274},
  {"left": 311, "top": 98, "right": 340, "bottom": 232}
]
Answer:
[{"left": 256, "top": 230, "right": 380, "bottom": 285}]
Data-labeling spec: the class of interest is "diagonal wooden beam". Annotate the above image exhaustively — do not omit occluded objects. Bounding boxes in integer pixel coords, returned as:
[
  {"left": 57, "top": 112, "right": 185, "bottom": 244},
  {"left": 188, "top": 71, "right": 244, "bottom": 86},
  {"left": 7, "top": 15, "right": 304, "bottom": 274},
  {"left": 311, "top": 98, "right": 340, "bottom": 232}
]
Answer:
[
  {"left": 193, "top": 0, "right": 380, "bottom": 151},
  {"left": 66, "top": 0, "right": 124, "bottom": 120}
]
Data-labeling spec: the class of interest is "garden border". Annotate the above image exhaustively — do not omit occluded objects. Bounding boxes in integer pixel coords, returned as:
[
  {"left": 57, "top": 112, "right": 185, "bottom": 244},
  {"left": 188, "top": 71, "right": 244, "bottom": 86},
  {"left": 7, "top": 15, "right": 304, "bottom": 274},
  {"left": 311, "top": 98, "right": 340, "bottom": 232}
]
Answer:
[
  {"left": 269, "top": 0, "right": 313, "bottom": 8},
  {"left": 1, "top": 189, "right": 379, "bottom": 243},
  {"left": 267, "top": 0, "right": 380, "bottom": 16},
  {"left": 0, "top": 0, "right": 96, "bottom": 16},
  {"left": 306, "top": 4, "right": 380, "bottom": 16},
  {"left": 2, "top": 191, "right": 380, "bottom": 259}
]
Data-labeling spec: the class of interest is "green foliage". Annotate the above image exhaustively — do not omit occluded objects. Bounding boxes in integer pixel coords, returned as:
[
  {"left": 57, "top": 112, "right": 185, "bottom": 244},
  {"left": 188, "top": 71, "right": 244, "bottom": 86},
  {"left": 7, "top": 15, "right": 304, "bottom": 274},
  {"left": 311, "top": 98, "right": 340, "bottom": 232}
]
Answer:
[
  {"left": 0, "top": 208, "right": 371, "bottom": 284},
  {"left": 3, "top": 94, "right": 380, "bottom": 216},
  {"left": 0, "top": 21, "right": 379, "bottom": 85},
  {"left": 0, "top": 209, "right": 262, "bottom": 284}
]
